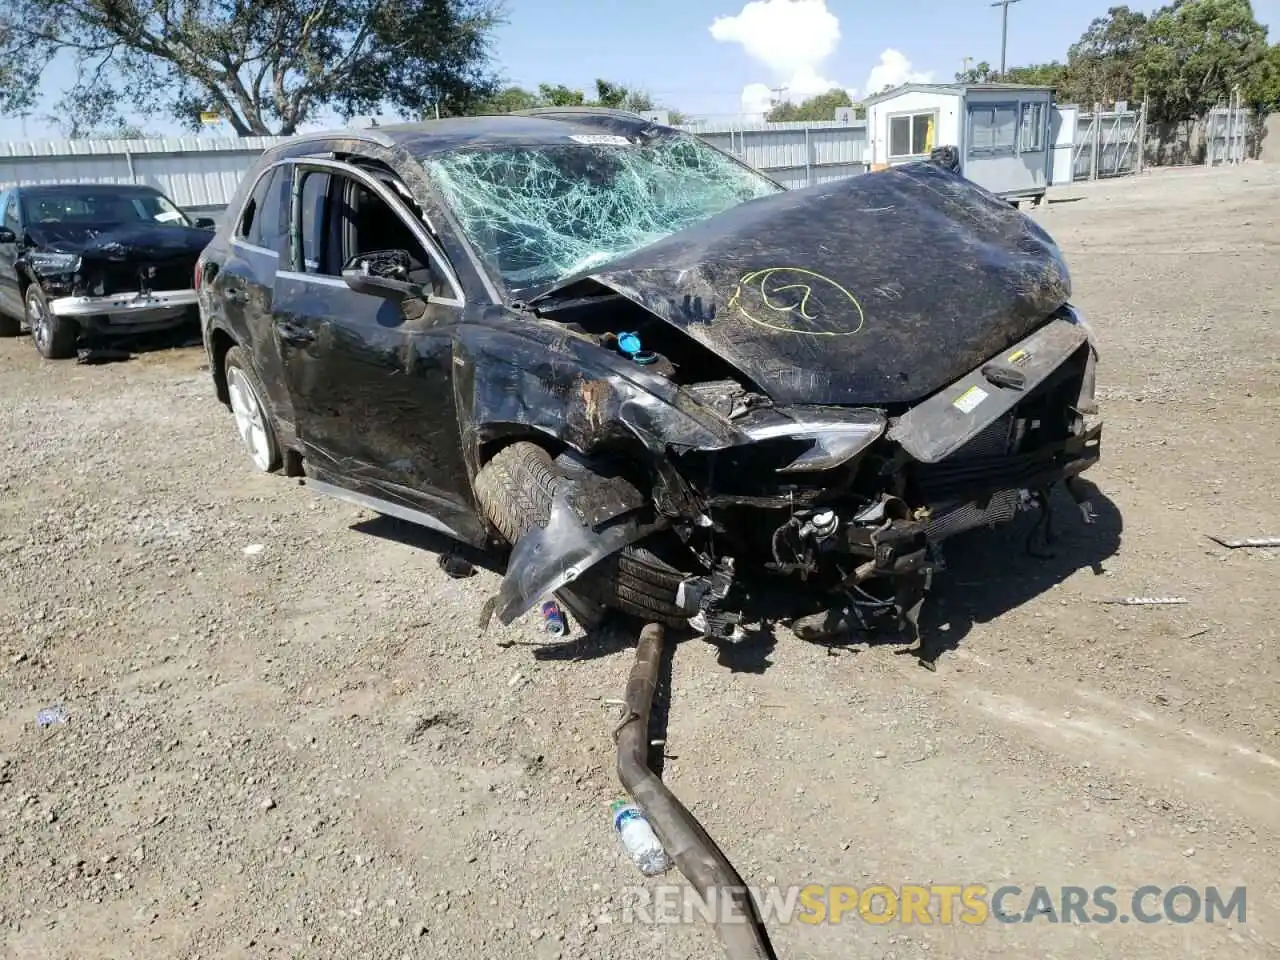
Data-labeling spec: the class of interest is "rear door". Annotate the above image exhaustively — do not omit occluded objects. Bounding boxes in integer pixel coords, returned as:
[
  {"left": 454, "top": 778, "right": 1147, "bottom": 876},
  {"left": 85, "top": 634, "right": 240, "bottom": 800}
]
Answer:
[
  {"left": 0, "top": 191, "right": 22, "bottom": 318},
  {"left": 208, "top": 164, "right": 293, "bottom": 419},
  {"left": 272, "top": 158, "right": 482, "bottom": 541}
]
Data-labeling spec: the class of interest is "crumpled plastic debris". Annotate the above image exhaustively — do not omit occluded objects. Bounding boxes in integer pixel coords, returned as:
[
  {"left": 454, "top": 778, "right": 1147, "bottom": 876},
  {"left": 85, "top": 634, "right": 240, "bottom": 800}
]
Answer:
[{"left": 37, "top": 705, "right": 67, "bottom": 727}]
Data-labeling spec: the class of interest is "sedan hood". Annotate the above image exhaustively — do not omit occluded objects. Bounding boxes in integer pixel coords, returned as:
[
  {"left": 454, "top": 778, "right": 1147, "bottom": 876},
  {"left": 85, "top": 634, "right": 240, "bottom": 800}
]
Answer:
[
  {"left": 25, "top": 221, "right": 212, "bottom": 261},
  {"left": 531, "top": 162, "right": 1070, "bottom": 406}
]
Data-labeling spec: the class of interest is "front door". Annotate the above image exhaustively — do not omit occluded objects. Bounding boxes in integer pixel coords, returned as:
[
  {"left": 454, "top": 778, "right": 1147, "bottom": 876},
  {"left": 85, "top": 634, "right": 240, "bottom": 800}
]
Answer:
[{"left": 272, "top": 159, "right": 483, "bottom": 543}]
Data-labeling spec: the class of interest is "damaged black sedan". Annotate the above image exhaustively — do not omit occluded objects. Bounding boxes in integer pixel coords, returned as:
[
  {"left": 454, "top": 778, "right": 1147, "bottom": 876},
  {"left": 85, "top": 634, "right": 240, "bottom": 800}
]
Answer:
[
  {"left": 0, "top": 183, "right": 214, "bottom": 358},
  {"left": 198, "top": 109, "right": 1101, "bottom": 642}
]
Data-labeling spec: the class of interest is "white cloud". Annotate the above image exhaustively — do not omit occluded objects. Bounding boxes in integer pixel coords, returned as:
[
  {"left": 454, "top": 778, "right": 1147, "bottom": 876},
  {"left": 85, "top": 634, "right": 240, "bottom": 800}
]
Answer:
[
  {"left": 710, "top": 0, "right": 854, "bottom": 116},
  {"left": 710, "top": 0, "right": 841, "bottom": 79},
  {"left": 863, "top": 49, "right": 934, "bottom": 96}
]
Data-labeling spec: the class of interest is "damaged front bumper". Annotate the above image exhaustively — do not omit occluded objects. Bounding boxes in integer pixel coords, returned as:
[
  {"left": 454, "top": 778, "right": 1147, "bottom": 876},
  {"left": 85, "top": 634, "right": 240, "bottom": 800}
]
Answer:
[
  {"left": 489, "top": 312, "right": 1103, "bottom": 639},
  {"left": 49, "top": 288, "right": 199, "bottom": 327}
]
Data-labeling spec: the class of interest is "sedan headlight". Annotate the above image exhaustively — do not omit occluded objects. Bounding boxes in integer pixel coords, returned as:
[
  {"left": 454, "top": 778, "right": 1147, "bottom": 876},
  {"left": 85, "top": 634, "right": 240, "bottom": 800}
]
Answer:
[{"left": 27, "top": 251, "right": 83, "bottom": 276}]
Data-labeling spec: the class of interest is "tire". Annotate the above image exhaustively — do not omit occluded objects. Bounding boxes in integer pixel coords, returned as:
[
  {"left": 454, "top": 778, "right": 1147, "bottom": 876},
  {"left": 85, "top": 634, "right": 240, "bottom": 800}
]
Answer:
[
  {"left": 0, "top": 309, "right": 19, "bottom": 337},
  {"left": 26, "top": 284, "right": 77, "bottom": 359},
  {"left": 223, "top": 345, "right": 282, "bottom": 473},
  {"left": 473, "top": 442, "right": 692, "bottom": 626}
]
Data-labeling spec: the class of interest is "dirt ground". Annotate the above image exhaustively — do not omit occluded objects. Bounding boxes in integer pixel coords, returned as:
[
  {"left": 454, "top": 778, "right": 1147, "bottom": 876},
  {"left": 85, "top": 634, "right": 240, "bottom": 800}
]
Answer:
[{"left": 1, "top": 163, "right": 1277, "bottom": 960}]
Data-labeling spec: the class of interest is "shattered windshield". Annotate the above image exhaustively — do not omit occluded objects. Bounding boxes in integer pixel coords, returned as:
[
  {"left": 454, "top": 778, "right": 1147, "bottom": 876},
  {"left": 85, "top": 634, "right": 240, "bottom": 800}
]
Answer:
[{"left": 422, "top": 133, "right": 782, "bottom": 292}]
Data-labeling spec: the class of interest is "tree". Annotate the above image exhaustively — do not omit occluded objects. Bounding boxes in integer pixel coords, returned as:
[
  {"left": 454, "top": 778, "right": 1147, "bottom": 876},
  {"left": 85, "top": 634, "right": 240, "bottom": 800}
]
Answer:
[
  {"left": 955, "top": 61, "right": 997, "bottom": 83},
  {"left": 765, "top": 88, "right": 854, "bottom": 122},
  {"left": 537, "top": 84, "right": 586, "bottom": 107},
  {"left": 467, "top": 78, "right": 675, "bottom": 118},
  {"left": 955, "top": 60, "right": 1067, "bottom": 88},
  {"left": 1138, "top": 0, "right": 1271, "bottom": 121},
  {"left": 0, "top": 0, "right": 503, "bottom": 136},
  {"left": 1065, "top": 5, "right": 1149, "bottom": 105},
  {"left": 1245, "top": 43, "right": 1280, "bottom": 110},
  {"left": 1004, "top": 62, "right": 1070, "bottom": 88},
  {"left": 593, "top": 79, "right": 655, "bottom": 113}
]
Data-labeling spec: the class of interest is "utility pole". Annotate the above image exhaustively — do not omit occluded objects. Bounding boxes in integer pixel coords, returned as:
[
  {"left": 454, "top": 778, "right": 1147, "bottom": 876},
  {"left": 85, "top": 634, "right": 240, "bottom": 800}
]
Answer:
[
  {"left": 990, "top": 0, "right": 1023, "bottom": 76},
  {"left": 769, "top": 85, "right": 789, "bottom": 107}
]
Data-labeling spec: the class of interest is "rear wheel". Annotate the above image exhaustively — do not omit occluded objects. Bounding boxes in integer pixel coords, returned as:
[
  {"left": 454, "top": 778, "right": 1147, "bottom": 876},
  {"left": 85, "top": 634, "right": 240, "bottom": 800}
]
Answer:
[
  {"left": 224, "top": 346, "right": 282, "bottom": 473},
  {"left": 26, "top": 285, "right": 77, "bottom": 359},
  {"left": 0, "top": 309, "right": 19, "bottom": 337},
  {"left": 473, "top": 442, "right": 692, "bottom": 626}
]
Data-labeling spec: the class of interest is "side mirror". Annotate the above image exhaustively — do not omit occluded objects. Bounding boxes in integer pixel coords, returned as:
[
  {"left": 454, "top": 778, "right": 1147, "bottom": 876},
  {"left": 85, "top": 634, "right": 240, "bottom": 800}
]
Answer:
[
  {"left": 341, "top": 249, "right": 423, "bottom": 301},
  {"left": 0, "top": 227, "right": 16, "bottom": 244},
  {"left": 194, "top": 217, "right": 217, "bottom": 230}
]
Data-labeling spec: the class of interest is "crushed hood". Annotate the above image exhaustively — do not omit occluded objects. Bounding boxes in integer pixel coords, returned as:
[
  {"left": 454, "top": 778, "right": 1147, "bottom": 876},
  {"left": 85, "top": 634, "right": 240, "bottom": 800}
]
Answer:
[
  {"left": 25, "top": 221, "right": 212, "bottom": 261},
  {"left": 532, "top": 162, "right": 1071, "bottom": 406}
]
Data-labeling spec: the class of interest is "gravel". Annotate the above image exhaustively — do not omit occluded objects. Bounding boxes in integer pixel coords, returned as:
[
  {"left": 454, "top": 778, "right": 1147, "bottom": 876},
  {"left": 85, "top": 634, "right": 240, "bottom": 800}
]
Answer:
[{"left": 1, "top": 164, "right": 1278, "bottom": 959}]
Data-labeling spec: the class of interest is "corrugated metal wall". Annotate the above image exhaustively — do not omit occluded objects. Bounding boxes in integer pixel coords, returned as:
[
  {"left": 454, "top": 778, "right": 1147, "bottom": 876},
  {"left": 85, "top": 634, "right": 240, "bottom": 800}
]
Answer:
[
  {"left": 0, "top": 136, "right": 293, "bottom": 213},
  {"left": 0, "top": 122, "right": 869, "bottom": 212},
  {"left": 678, "top": 120, "right": 869, "bottom": 189}
]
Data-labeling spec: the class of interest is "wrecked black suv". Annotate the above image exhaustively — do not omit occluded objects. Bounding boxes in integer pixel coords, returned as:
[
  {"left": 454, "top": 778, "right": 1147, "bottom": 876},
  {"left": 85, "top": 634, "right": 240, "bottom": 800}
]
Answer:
[
  {"left": 198, "top": 108, "right": 1101, "bottom": 641},
  {"left": 0, "top": 183, "right": 214, "bottom": 358}
]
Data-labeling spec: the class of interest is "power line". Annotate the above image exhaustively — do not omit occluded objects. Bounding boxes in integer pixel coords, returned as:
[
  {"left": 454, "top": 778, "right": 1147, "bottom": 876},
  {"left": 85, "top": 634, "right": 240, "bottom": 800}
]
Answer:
[{"left": 990, "top": 0, "right": 1023, "bottom": 75}]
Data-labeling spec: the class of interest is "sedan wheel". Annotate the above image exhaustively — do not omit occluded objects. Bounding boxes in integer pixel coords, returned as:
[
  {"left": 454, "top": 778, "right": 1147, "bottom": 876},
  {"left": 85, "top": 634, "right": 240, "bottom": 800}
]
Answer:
[
  {"left": 26, "top": 286, "right": 77, "bottom": 359},
  {"left": 224, "top": 346, "right": 281, "bottom": 472}
]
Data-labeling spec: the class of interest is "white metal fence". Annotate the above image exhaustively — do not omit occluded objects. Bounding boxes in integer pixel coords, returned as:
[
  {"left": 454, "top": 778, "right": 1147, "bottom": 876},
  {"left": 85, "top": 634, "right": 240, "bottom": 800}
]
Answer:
[
  {"left": 1203, "top": 96, "right": 1249, "bottom": 166},
  {"left": 1072, "top": 104, "right": 1145, "bottom": 181}
]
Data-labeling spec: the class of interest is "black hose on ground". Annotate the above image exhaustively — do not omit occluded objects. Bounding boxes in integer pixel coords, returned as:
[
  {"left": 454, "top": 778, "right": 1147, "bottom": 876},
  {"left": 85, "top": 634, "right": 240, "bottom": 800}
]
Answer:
[{"left": 615, "top": 623, "right": 780, "bottom": 960}]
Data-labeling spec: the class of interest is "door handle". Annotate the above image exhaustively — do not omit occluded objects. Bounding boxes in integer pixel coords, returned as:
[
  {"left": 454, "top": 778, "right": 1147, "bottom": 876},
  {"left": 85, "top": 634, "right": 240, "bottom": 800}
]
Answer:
[{"left": 276, "top": 321, "right": 316, "bottom": 346}]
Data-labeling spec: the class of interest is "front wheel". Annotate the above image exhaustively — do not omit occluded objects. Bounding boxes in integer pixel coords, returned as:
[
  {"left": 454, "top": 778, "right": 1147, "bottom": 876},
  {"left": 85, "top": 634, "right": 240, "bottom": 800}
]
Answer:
[
  {"left": 472, "top": 442, "right": 692, "bottom": 626},
  {"left": 26, "top": 285, "right": 77, "bottom": 359}
]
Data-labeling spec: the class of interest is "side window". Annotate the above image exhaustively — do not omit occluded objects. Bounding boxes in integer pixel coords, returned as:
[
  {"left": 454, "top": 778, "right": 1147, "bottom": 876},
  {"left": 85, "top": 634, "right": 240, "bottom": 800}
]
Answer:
[
  {"left": 256, "top": 169, "right": 284, "bottom": 253},
  {"left": 337, "top": 175, "right": 444, "bottom": 296},
  {"left": 968, "top": 103, "right": 1018, "bottom": 155},
  {"left": 298, "top": 171, "right": 332, "bottom": 274},
  {"left": 236, "top": 169, "right": 274, "bottom": 246},
  {"left": 2, "top": 193, "right": 19, "bottom": 232}
]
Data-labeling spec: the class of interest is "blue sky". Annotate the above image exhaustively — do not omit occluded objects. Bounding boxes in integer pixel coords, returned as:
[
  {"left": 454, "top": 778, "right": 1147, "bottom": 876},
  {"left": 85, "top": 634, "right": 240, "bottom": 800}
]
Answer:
[{"left": 2, "top": 0, "right": 1278, "bottom": 140}]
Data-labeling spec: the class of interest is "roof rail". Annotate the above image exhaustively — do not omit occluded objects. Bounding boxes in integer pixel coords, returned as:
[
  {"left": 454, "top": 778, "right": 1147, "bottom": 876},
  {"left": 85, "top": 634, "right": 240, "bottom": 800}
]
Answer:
[{"left": 513, "top": 106, "right": 651, "bottom": 122}]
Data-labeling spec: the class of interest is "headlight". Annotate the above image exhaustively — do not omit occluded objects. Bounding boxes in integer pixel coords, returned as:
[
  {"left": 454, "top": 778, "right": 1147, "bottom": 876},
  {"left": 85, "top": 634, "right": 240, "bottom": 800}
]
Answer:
[{"left": 27, "top": 252, "right": 83, "bottom": 276}]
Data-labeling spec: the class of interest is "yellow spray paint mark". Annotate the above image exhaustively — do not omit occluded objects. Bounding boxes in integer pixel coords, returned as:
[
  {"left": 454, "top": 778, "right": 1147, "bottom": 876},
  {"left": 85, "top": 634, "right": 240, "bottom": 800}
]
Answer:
[{"left": 727, "top": 267, "right": 865, "bottom": 337}]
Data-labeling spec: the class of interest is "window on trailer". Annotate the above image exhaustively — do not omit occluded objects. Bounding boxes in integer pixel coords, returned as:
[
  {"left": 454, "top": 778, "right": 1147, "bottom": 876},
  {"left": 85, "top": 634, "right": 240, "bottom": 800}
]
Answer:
[
  {"left": 1018, "top": 101, "right": 1045, "bottom": 152},
  {"left": 968, "top": 102, "right": 1019, "bottom": 156},
  {"left": 888, "top": 111, "right": 935, "bottom": 159}
]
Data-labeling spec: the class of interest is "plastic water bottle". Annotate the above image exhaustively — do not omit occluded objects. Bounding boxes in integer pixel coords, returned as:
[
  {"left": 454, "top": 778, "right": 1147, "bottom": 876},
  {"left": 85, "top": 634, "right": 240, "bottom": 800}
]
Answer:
[{"left": 610, "top": 799, "right": 671, "bottom": 876}]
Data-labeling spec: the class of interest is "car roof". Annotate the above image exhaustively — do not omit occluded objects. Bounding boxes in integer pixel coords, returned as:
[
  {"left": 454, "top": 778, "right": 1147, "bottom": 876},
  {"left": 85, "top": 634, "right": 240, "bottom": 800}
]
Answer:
[
  {"left": 18, "top": 182, "right": 165, "bottom": 194},
  {"left": 278, "top": 109, "right": 672, "bottom": 160}
]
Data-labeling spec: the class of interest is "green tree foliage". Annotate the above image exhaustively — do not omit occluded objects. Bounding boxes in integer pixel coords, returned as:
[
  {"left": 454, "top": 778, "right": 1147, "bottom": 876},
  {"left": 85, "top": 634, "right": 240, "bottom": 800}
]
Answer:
[
  {"left": 1065, "top": 5, "right": 1150, "bottom": 105},
  {"left": 959, "top": 0, "right": 1276, "bottom": 118},
  {"left": 765, "top": 88, "right": 855, "bottom": 122},
  {"left": 0, "top": 0, "right": 502, "bottom": 136},
  {"left": 1249, "top": 43, "right": 1280, "bottom": 108},
  {"left": 1138, "top": 0, "right": 1271, "bottom": 120},
  {"left": 956, "top": 61, "right": 1067, "bottom": 87},
  {"left": 471, "top": 79, "right": 673, "bottom": 117}
]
